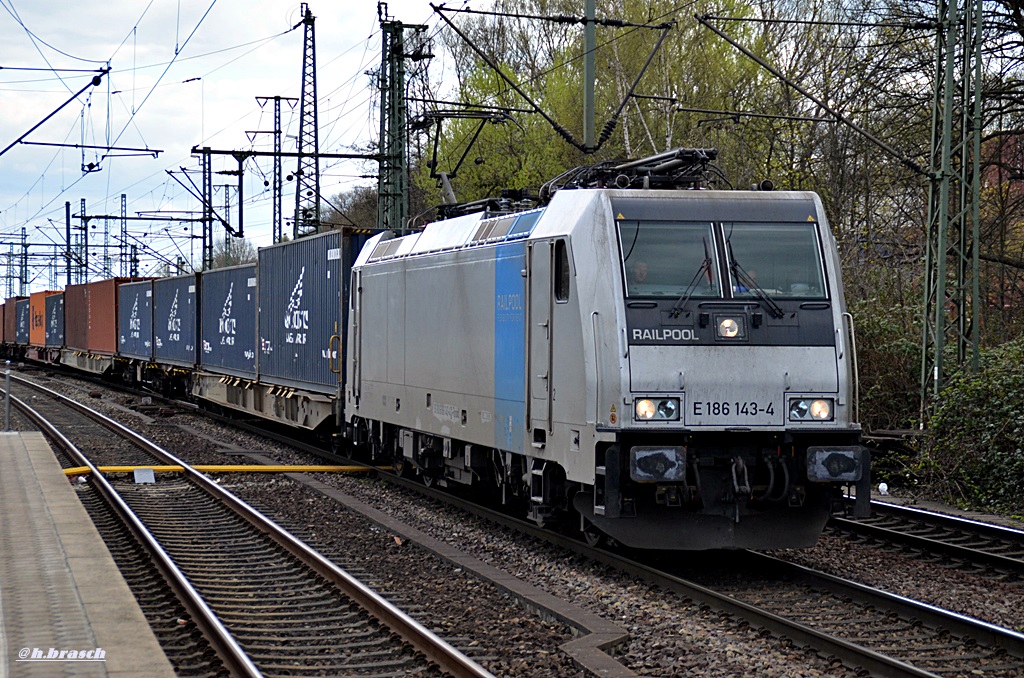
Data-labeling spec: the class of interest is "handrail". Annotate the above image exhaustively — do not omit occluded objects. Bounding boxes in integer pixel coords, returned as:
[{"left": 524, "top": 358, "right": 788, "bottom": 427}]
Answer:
[
  {"left": 843, "top": 312, "right": 860, "bottom": 424},
  {"left": 328, "top": 333, "right": 341, "bottom": 374},
  {"left": 591, "top": 311, "right": 601, "bottom": 425}
]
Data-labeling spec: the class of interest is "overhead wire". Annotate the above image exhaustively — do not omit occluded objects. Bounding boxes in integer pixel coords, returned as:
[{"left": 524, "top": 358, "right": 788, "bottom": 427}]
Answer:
[
  {"left": 3, "top": 4, "right": 440, "bottom": 281},
  {"left": 0, "top": 0, "right": 109, "bottom": 65},
  {"left": 109, "top": 0, "right": 220, "bottom": 148},
  {"left": 1, "top": 2, "right": 261, "bottom": 237},
  {"left": 424, "top": 1, "right": 698, "bottom": 169},
  {"left": 0, "top": 0, "right": 173, "bottom": 228}
]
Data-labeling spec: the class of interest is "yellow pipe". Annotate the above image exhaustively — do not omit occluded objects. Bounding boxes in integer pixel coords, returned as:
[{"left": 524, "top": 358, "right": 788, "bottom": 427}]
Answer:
[{"left": 64, "top": 465, "right": 379, "bottom": 477}]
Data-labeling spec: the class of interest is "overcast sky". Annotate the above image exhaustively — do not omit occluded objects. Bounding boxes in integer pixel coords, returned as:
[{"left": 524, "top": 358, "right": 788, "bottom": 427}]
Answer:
[{"left": 0, "top": 0, "right": 454, "bottom": 288}]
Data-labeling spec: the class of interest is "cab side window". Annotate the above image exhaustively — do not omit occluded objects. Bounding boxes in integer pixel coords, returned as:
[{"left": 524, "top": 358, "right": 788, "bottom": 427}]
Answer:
[{"left": 554, "top": 240, "right": 570, "bottom": 302}]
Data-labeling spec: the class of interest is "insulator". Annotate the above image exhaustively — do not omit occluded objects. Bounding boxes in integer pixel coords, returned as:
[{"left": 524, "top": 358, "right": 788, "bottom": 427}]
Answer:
[
  {"left": 552, "top": 122, "right": 576, "bottom": 145},
  {"left": 599, "top": 115, "right": 619, "bottom": 145}
]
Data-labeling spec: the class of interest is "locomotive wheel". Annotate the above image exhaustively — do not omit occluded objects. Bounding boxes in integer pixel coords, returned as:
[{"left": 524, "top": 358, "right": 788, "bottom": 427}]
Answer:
[
  {"left": 582, "top": 519, "right": 604, "bottom": 547},
  {"left": 367, "top": 433, "right": 383, "bottom": 463},
  {"left": 353, "top": 418, "right": 371, "bottom": 454}
]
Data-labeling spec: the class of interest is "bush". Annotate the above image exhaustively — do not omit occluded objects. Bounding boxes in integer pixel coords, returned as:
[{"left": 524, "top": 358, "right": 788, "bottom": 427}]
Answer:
[
  {"left": 925, "top": 339, "right": 1024, "bottom": 513},
  {"left": 849, "top": 298, "right": 920, "bottom": 432}
]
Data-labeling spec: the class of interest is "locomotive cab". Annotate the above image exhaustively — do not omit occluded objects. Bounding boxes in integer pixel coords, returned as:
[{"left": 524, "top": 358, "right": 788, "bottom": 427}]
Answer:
[{"left": 571, "top": 191, "right": 870, "bottom": 549}]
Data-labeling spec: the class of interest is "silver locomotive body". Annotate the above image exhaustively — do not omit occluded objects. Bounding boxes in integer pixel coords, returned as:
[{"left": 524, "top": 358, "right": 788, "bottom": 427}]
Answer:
[{"left": 346, "top": 188, "right": 868, "bottom": 549}]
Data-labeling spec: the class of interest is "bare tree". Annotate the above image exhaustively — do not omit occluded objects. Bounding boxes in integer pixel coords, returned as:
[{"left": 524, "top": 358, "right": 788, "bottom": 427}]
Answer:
[{"left": 208, "top": 236, "right": 257, "bottom": 270}]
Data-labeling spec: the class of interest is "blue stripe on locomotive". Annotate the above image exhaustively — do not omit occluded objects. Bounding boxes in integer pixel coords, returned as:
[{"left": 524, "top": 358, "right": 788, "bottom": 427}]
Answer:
[{"left": 493, "top": 242, "right": 526, "bottom": 455}]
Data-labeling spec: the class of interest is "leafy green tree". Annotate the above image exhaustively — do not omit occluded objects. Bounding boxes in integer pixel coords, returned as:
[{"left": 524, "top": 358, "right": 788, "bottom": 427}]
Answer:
[{"left": 926, "top": 339, "right": 1024, "bottom": 513}]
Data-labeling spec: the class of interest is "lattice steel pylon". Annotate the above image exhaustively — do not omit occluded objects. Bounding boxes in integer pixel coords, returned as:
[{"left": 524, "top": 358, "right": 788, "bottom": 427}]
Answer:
[
  {"left": 120, "top": 194, "right": 128, "bottom": 277},
  {"left": 256, "top": 96, "right": 297, "bottom": 243},
  {"left": 293, "top": 3, "right": 320, "bottom": 238},
  {"left": 377, "top": 4, "right": 426, "bottom": 236},
  {"left": 79, "top": 198, "right": 87, "bottom": 283},
  {"left": 202, "top": 148, "right": 213, "bottom": 270},
  {"left": 920, "top": 0, "right": 983, "bottom": 417}
]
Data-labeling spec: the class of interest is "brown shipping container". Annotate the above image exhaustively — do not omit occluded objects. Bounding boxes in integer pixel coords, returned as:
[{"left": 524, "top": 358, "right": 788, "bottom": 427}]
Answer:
[
  {"left": 85, "top": 278, "right": 150, "bottom": 354},
  {"left": 29, "top": 291, "right": 59, "bottom": 347},
  {"left": 0, "top": 303, "right": 4, "bottom": 343},
  {"left": 87, "top": 279, "right": 122, "bottom": 354},
  {"left": 4, "top": 297, "right": 26, "bottom": 344},
  {"left": 65, "top": 284, "right": 89, "bottom": 351}
]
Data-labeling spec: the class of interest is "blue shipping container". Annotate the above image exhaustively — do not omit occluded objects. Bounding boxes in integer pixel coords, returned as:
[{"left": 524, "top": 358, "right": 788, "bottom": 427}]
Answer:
[
  {"left": 153, "top": 274, "right": 198, "bottom": 366},
  {"left": 15, "top": 299, "right": 29, "bottom": 344},
  {"left": 199, "top": 264, "right": 256, "bottom": 377},
  {"left": 258, "top": 231, "right": 341, "bottom": 393},
  {"left": 118, "top": 280, "right": 153, "bottom": 360},
  {"left": 45, "top": 293, "right": 64, "bottom": 348}
]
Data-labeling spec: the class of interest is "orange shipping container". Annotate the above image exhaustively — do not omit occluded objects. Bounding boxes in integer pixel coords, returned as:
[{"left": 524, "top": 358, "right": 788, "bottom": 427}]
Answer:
[{"left": 29, "top": 291, "right": 59, "bottom": 347}]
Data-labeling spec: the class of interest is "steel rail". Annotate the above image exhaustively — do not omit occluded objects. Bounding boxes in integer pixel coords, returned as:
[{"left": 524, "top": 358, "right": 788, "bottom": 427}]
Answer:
[
  {"left": 379, "top": 475, "right": 944, "bottom": 678},
  {"left": 419, "top": 473, "right": 1024, "bottom": 674},
  {"left": 15, "top": 375, "right": 494, "bottom": 678},
  {"left": 866, "top": 499, "right": 1024, "bottom": 540},
  {"left": 9, "top": 392, "right": 261, "bottom": 677},
  {"left": 833, "top": 499, "right": 1024, "bottom": 573},
  {"left": 743, "top": 550, "right": 1024, "bottom": 658},
  {"left": 830, "top": 516, "right": 1024, "bottom": 572}
]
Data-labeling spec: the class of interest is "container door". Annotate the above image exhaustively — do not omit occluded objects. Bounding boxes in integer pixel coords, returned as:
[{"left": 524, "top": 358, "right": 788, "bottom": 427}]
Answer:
[{"left": 528, "top": 240, "right": 553, "bottom": 441}]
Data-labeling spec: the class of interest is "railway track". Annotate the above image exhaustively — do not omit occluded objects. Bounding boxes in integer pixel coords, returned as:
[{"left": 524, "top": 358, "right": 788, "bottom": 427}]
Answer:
[
  {"left": 355, "top": 472, "right": 1024, "bottom": 676},
  {"left": 687, "top": 551, "right": 1024, "bottom": 677},
  {"left": 831, "top": 500, "right": 1024, "bottom": 580},
  {"left": 16, "top": 369, "right": 1024, "bottom": 676},
  {"left": 9, "top": 376, "right": 493, "bottom": 678},
  {"left": 182, "top": 400, "right": 1024, "bottom": 675},
  {"left": 72, "top": 480, "right": 232, "bottom": 676}
]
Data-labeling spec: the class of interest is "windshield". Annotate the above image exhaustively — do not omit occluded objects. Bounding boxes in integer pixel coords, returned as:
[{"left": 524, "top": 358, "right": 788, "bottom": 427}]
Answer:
[
  {"left": 724, "top": 222, "right": 827, "bottom": 299},
  {"left": 619, "top": 220, "right": 720, "bottom": 298}
]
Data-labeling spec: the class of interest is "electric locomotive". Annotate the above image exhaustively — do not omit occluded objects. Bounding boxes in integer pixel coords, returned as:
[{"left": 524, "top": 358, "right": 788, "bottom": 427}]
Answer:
[{"left": 346, "top": 148, "right": 870, "bottom": 550}]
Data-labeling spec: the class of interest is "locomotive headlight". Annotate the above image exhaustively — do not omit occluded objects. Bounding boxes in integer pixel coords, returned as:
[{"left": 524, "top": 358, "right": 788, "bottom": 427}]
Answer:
[
  {"left": 635, "top": 398, "right": 680, "bottom": 421},
  {"left": 636, "top": 399, "right": 657, "bottom": 420},
  {"left": 809, "top": 399, "right": 832, "bottom": 420},
  {"left": 717, "top": 316, "right": 744, "bottom": 339},
  {"left": 657, "top": 399, "right": 678, "bottom": 419},
  {"left": 789, "top": 398, "right": 834, "bottom": 421}
]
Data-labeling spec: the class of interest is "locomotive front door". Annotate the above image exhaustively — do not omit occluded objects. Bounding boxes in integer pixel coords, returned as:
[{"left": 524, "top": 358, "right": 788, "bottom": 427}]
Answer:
[{"left": 527, "top": 240, "right": 553, "bottom": 440}]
